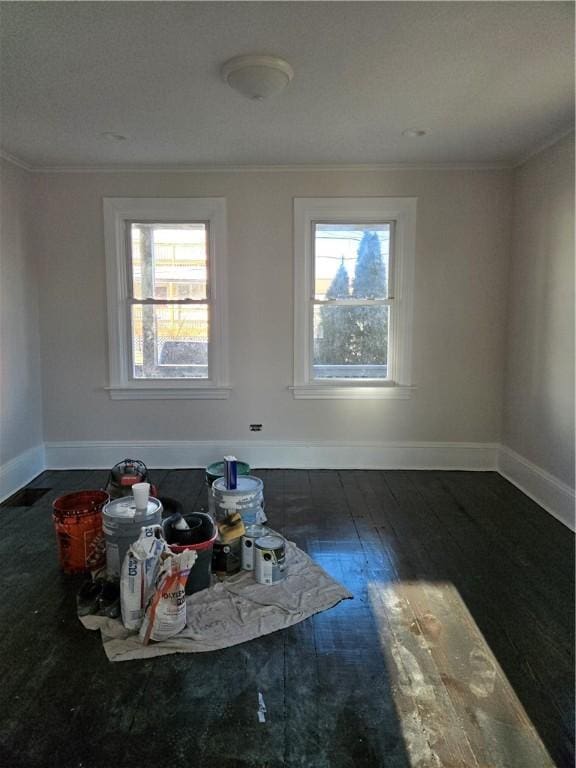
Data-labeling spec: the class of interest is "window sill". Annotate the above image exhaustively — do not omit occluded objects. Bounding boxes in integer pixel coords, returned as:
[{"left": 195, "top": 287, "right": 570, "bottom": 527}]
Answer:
[
  {"left": 289, "top": 384, "right": 415, "bottom": 400},
  {"left": 105, "top": 385, "right": 232, "bottom": 400}
]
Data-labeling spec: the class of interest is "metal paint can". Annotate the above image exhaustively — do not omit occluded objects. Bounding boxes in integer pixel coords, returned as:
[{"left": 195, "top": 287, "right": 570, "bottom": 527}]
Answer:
[
  {"left": 212, "top": 538, "right": 242, "bottom": 576},
  {"left": 241, "top": 524, "right": 269, "bottom": 571},
  {"left": 254, "top": 535, "right": 286, "bottom": 585}
]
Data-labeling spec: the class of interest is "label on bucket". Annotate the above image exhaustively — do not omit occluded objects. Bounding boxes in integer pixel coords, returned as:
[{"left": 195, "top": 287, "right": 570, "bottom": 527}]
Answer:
[
  {"left": 106, "top": 541, "right": 121, "bottom": 577},
  {"left": 84, "top": 529, "right": 106, "bottom": 571}
]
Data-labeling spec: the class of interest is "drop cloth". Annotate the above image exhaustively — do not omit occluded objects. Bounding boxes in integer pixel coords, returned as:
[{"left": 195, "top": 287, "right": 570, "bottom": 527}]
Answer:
[{"left": 79, "top": 538, "right": 352, "bottom": 662}]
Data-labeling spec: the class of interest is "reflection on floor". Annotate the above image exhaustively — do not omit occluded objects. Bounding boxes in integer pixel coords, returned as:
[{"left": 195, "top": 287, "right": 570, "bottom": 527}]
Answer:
[{"left": 0, "top": 468, "right": 573, "bottom": 768}]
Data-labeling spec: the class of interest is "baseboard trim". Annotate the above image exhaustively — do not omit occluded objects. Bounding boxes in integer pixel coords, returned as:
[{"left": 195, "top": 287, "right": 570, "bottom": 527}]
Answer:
[
  {"left": 44, "top": 439, "right": 499, "bottom": 472},
  {"left": 6, "top": 441, "right": 573, "bottom": 531},
  {"left": 0, "top": 444, "right": 46, "bottom": 503},
  {"left": 497, "top": 446, "right": 575, "bottom": 531}
]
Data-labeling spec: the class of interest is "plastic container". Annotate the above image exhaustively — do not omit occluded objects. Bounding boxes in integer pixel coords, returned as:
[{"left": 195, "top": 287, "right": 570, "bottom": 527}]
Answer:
[
  {"left": 52, "top": 490, "right": 109, "bottom": 574},
  {"left": 163, "top": 512, "right": 218, "bottom": 594},
  {"left": 212, "top": 475, "right": 265, "bottom": 525},
  {"left": 105, "top": 458, "right": 158, "bottom": 500},
  {"left": 102, "top": 496, "right": 163, "bottom": 578}
]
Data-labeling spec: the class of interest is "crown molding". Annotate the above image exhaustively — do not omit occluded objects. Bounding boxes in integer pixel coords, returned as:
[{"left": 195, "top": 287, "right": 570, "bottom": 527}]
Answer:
[
  {"left": 0, "top": 144, "right": 514, "bottom": 174},
  {"left": 29, "top": 161, "right": 513, "bottom": 174},
  {"left": 0, "top": 149, "right": 34, "bottom": 172},
  {"left": 5, "top": 133, "right": 573, "bottom": 174},
  {"left": 514, "top": 126, "right": 575, "bottom": 169}
]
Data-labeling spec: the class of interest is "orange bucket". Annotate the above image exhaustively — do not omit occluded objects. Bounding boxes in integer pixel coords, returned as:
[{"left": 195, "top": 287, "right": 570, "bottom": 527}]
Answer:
[{"left": 52, "top": 490, "right": 109, "bottom": 574}]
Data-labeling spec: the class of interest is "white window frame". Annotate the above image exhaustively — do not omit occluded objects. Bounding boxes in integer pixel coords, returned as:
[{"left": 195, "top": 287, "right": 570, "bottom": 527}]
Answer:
[
  {"left": 103, "top": 197, "right": 230, "bottom": 400},
  {"left": 292, "top": 197, "right": 417, "bottom": 399}
]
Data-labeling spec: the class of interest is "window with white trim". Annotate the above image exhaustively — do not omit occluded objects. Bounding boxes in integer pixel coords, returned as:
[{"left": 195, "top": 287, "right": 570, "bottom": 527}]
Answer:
[
  {"left": 292, "top": 198, "right": 416, "bottom": 399},
  {"left": 103, "top": 198, "right": 230, "bottom": 399}
]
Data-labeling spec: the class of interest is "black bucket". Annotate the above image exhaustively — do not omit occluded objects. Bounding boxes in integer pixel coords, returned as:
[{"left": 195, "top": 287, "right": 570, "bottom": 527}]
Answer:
[{"left": 163, "top": 513, "right": 217, "bottom": 595}]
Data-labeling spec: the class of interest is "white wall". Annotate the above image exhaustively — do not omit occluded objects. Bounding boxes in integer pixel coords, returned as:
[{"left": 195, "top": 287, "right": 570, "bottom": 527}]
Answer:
[
  {"left": 501, "top": 135, "right": 575, "bottom": 497},
  {"left": 32, "top": 168, "right": 512, "bottom": 458},
  {"left": 0, "top": 159, "right": 44, "bottom": 494}
]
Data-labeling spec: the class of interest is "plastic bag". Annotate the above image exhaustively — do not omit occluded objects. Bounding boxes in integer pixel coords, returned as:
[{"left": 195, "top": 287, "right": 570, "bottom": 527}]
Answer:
[
  {"left": 120, "top": 525, "right": 167, "bottom": 631},
  {"left": 139, "top": 548, "right": 197, "bottom": 645}
]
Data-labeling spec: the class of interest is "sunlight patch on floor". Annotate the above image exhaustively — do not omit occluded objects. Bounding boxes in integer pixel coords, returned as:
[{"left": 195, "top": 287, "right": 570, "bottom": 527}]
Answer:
[{"left": 368, "top": 580, "right": 556, "bottom": 768}]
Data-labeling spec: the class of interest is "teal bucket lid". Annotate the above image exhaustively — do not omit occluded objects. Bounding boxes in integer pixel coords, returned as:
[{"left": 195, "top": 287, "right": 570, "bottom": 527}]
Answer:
[{"left": 206, "top": 460, "right": 250, "bottom": 484}]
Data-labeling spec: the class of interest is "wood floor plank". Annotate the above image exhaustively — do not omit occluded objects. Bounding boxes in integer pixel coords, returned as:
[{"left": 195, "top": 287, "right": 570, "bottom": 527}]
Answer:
[
  {"left": 0, "top": 468, "right": 572, "bottom": 768},
  {"left": 363, "top": 470, "right": 573, "bottom": 768},
  {"left": 339, "top": 470, "right": 552, "bottom": 768}
]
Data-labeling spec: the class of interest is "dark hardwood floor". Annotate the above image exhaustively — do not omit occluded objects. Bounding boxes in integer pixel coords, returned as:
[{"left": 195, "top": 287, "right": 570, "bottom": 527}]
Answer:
[{"left": 0, "top": 469, "right": 573, "bottom": 768}]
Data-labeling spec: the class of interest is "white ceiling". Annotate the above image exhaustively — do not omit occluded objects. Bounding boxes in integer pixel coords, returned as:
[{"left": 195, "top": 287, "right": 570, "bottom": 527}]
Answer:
[{"left": 1, "top": 2, "right": 574, "bottom": 169}]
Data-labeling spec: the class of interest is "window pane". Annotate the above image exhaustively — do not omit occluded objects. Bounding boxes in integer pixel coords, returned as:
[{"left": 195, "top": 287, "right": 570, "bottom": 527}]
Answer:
[
  {"left": 314, "top": 223, "right": 390, "bottom": 300},
  {"left": 313, "top": 304, "right": 389, "bottom": 379},
  {"left": 131, "top": 304, "right": 209, "bottom": 379},
  {"left": 130, "top": 223, "right": 208, "bottom": 301}
]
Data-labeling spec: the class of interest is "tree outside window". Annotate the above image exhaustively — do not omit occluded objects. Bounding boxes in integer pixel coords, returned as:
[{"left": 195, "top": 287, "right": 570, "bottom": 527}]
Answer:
[{"left": 314, "top": 224, "right": 390, "bottom": 379}]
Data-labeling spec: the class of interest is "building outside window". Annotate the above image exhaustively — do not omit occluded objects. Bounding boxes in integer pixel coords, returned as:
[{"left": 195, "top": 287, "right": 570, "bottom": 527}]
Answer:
[
  {"left": 293, "top": 197, "right": 417, "bottom": 399},
  {"left": 103, "top": 197, "right": 229, "bottom": 400}
]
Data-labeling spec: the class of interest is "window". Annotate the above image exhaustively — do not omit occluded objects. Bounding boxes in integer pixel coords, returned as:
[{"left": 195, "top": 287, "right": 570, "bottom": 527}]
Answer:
[
  {"left": 293, "top": 198, "right": 416, "bottom": 399},
  {"left": 103, "top": 198, "right": 229, "bottom": 399}
]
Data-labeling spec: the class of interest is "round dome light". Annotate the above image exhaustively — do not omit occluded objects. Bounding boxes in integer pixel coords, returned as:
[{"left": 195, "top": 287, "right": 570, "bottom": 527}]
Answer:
[{"left": 221, "top": 55, "right": 294, "bottom": 101}]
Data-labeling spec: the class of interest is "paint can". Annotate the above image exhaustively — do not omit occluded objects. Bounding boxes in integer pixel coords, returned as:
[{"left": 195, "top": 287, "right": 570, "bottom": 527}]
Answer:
[
  {"left": 205, "top": 460, "right": 250, "bottom": 517},
  {"left": 212, "top": 475, "right": 266, "bottom": 526},
  {"left": 52, "top": 490, "right": 109, "bottom": 574},
  {"left": 241, "top": 524, "right": 269, "bottom": 571},
  {"left": 102, "top": 496, "right": 163, "bottom": 578},
  {"left": 254, "top": 535, "right": 286, "bottom": 585},
  {"left": 212, "top": 538, "right": 242, "bottom": 577}
]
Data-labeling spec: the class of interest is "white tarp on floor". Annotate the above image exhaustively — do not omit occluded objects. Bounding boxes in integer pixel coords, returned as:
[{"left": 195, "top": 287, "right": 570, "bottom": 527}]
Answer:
[{"left": 80, "top": 539, "right": 352, "bottom": 662}]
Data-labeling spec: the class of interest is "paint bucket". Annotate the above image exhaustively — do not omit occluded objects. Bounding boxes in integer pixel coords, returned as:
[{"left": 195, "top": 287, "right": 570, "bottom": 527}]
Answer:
[
  {"left": 212, "top": 538, "right": 242, "bottom": 577},
  {"left": 163, "top": 513, "right": 218, "bottom": 594},
  {"left": 254, "top": 534, "right": 286, "bottom": 585},
  {"left": 212, "top": 475, "right": 266, "bottom": 525},
  {"left": 52, "top": 490, "right": 109, "bottom": 574},
  {"left": 205, "top": 460, "right": 250, "bottom": 516},
  {"left": 102, "top": 496, "right": 163, "bottom": 578},
  {"left": 241, "top": 524, "right": 269, "bottom": 571}
]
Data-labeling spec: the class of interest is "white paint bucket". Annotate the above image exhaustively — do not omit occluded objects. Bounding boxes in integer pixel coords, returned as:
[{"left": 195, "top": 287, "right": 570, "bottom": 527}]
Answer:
[
  {"left": 212, "top": 476, "right": 266, "bottom": 525},
  {"left": 102, "top": 496, "right": 163, "bottom": 578},
  {"left": 254, "top": 534, "right": 286, "bottom": 585}
]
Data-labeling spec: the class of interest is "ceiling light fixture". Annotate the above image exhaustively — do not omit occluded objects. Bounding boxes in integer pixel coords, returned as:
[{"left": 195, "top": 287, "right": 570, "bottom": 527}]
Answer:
[
  {"left": 221, "top": 54, "right": 294, "bottom": 101},
  {"left": 402, "top": 129, "right": 427, "bottom": 137}
]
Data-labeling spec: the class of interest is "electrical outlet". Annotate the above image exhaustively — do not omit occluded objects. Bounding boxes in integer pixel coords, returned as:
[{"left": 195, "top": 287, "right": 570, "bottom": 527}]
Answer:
[{"left": 249, "top": 424, "right": 262, "bottom": 432}]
